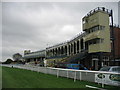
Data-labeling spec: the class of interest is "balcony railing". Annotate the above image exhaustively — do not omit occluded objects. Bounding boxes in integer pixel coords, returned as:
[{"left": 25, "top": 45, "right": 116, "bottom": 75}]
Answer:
[{"left": 84, "top": 7, "right": 111, "bottom": 18}]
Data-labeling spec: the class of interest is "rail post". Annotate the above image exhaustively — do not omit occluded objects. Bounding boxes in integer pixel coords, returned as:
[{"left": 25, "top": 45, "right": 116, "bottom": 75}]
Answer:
[
  {"left": 57, "top": 69, "right": 59, "bottom": 78},
  {"left": 74, "top": 71, "right": 76, "bottom": 82},
  {"left": 67, "top": 70, "right": 69, "bottom": 78},
  {"left": 80, "top": 71, "right": 81, "bottom": 81}
]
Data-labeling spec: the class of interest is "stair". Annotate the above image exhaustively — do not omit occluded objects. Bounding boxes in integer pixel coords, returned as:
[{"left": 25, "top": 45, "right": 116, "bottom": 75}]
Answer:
[{"left": 64, "top": 50, "right": 88, "bottom": 63}]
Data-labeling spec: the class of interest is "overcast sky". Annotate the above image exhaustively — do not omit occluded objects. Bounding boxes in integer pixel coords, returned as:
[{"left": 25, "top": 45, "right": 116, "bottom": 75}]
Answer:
[{"left": 2, "top": 1, "right": 119, "bottom": 61}]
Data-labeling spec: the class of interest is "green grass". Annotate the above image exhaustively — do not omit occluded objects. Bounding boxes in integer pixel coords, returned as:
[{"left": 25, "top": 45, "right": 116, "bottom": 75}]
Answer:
[
  {"left": 0, "top": 66, "right": 2, "bottom": 89},
  {"left": 2, "top": 66, "right": 119, "bottom": 89}
]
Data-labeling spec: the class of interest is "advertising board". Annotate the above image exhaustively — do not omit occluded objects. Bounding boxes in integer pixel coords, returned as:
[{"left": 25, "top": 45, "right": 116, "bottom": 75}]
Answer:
[{"left": 95, "top": 73, "right": 120, "bottom": 86}]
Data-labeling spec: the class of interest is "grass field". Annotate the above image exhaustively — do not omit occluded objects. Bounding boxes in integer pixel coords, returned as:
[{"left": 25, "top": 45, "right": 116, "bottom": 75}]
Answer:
[
  {"left": 2, "top": 66, "right": 119, "bottom": 89},
  {"left": 0, "top": 66, "right": 2, "bottom": 89}
]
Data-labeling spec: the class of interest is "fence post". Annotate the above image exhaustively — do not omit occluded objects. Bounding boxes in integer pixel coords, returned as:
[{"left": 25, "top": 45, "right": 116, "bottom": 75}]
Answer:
[
  {"left": 57, "top": 69, "right": 59, "bottom": 78},
  {"left": 74, "top": 71, "right": 76, "bottom": 82},
  {"left": 102, "top": 73, "right": 104, "bottom": 88},
  {"left": 50, "top": 68, "right": 51, "bottom": 74},
  {"left": 45, "top": 67, "right": 47, "bottom": 74},
  {"left": 80, "top": 71, "right": 81, "bottom": 81},
  {"left": 67, "top": 70, "right": 69, "bottom": 78},
  {"left": 37, "top": 67, "right": 39, "bottom": 73}
]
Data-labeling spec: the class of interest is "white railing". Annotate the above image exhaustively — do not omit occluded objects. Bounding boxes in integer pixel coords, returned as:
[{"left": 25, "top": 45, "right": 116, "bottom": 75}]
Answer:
[{"left": 2, "top": 64, "right": 120, "bottom": 87}]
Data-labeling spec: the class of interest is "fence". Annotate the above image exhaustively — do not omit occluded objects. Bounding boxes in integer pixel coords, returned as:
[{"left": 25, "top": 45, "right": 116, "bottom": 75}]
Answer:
[{"left": 2, "top": 64, "right": 120, "bottom": 87}]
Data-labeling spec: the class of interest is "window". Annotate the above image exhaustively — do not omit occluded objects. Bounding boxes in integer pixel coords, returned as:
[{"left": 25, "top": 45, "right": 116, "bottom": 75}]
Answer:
[
  {"left": 88, "top": 38, "right": 104, "bottom": 45},
  {"left": 99, "top": 67, "right": 110, "bottom": 71},
  {"left": 95, "top": 26, "right": 99, "bottom": 31},
  {"left": 112, "top": 67, "right": 120, "bottom": 72},
  {"left": 99, "top": 26, "right": 105, "bottom": 30},
  {"left": 86, "top": 25, "right": 105, "bottom": 34}
]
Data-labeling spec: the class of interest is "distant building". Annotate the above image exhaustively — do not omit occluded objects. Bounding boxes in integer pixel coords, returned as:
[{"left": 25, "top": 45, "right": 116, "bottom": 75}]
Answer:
[
  {"left": 23, "top": 50, "right": 45, "bottom": 65},
  {"left": 109, "top": 25, "right": 120, "bottom": 66},
  {"left": 13, "top": 53, "right": 22, "bottom": 61},
  {"left": 24, "top": 50, "right": 31, "bottom": 55}
]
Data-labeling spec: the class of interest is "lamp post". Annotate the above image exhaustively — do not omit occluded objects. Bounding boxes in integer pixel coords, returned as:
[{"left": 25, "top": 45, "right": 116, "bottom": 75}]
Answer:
[{"left": 110, "top": 9, "right": 115, "bottom": 65}]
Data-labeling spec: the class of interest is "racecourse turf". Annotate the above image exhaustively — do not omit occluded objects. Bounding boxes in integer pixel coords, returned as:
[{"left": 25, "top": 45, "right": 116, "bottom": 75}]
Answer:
[{"left": 2, "top": 66, "right": 119, "bottom": 89}]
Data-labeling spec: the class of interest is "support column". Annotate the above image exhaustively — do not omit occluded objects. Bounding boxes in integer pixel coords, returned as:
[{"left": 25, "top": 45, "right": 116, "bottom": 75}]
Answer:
[
  {"left": 63, "top": 46, "right": 65, "bottom": 55},
  {"left": 79, "top": 39, "right": 81, "bottom": 53},
  {"left": 78, "top": 39, "right": 80, "bottom": 53},
  {"left": 52, "top": 49, "right": 53, "bottom": 56},
  {"left": 69, "top": 44, "right": 71, "bottom": 55},
  {"left": 64, "top": 46, "right": 67, "bottom": 55},
  {"left": 83, "top": 41, "right": 85, "bottom": 51},
  {"left": 63, "top": 46, "right": 64, "bottom": 55},
  {"left": 53, "top": 49, "right": 54, "bottom": 56},
  {"left": 60, "top": 47, "right": 62, "bottom": 56},
  {"left": 73, "top": 42, "right": 75, "bottom": 54},
  {"left": 57, "top": 48, "right": 58, "bottom": 56},
  {"left": 75, "top": 41, "right": 77, "bottom": 54},
  {"left": 67, "top": 45, "right": 69, "bottom": 56},
  {"left": 98, "top": 52, "right": 103, "bottom": 70},
  {"left": 71, "top": 43, "right": 73, "bottom": 55}
]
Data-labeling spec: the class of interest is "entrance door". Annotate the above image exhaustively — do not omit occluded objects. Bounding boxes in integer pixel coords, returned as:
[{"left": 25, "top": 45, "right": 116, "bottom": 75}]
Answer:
[{"left": 92, "top": 58, "right": 99, "bottom": 70}]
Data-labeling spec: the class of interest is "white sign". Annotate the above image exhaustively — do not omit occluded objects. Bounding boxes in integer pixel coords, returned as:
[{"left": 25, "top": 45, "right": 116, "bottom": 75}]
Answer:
[{"left": 95, "top": 73, "right": 120, "bottom": 86}]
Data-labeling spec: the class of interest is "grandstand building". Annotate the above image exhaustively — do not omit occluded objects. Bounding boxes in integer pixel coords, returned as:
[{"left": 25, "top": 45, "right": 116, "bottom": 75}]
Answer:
[
  {"left": 24, "top": 50, "right": 45, "bottom": 65},
  {"left": 24, "top": 7, "right": 120, "bottom": 70}
]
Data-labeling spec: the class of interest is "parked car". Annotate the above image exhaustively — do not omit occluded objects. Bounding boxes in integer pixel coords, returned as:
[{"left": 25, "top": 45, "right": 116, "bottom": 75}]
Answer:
[
  {"left": 55, "top": 63, "right": 88, "bottom": 70},
  {"left": 66, "top": 64, "right": 88, "bottom": 70},
  {"left": 99, "top": 66, "right": 120, "bottom": 73}
]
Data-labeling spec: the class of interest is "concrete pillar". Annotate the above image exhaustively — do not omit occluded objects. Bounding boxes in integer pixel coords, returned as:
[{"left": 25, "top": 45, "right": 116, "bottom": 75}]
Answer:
[
  {"left": 61, "top": 47, "right": 62, "bottom": 55},
  {"left": 55, "top": 48, "right": 57, "bottom": 56},
  {"left": 59, "top": 47, "right": 61, "bottom": 56},
  {"left": 79, "top": 39, "right": 81, "bottom": 53},
  {"left": 63, "top": 46, "right": 65, "bottom": 55},
  {"left": 62, "top": 46, "right": 64, "bottom": 55},
  {"left": 70, "top": 43, "right": 73, "bottom": 55},
  {"left": 68, "top": 44, "right": 71, "bottom": 55},
  {"left": 67, "top": 45, "right": 69, "bottom": 56},
  {"left": 57, "top": 48, "right": 58, "bottom": 56},
  {"left": 80, "top": 39, "right": 84, "bottom": 51},
  {"left": 65, "top": 46, "right": 67, "bottom": 55},
  {"left": 75, "top": 41, "right": 77, "bottom": 54},
  {"left": 52, "top": 49, "right": 54, "bottom": 56},
  {"left": 60, "top": 47, "right": 61, "bottom": 56},
  {"left": 54, "top": 48, "right": 56, "bottom": 56},
  {"left": 73, "top": 42, "right": 76, "bottom": 54},
  {"left": 83, "top": 41, "right": 85, "bottom": 50}
]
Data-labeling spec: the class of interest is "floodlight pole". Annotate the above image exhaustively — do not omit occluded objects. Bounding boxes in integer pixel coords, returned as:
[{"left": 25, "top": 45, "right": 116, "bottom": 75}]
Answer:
[{"left": 110, "top": 9, "right": 115, "bottom": 65}]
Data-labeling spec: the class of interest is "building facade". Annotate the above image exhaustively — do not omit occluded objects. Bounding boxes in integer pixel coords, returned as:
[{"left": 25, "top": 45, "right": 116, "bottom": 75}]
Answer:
[
  {"left": 24, "top": 50, "right": 45, "bottom": 65},
  {"left": 23, "top": 7, "right": 120, "bottom": 70},
  {"left": 13, "top": 53, "right": 22, "bottom": 61}
]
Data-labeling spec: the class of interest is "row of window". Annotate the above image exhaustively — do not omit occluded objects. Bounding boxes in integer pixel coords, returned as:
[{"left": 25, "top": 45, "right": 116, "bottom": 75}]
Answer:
[
  {"left": 25, "top": 52, "right": 45, "bottom": 57},
  {"left": 86, "top": 25, "right": 105, "bottom": 34},
  {"left": 92, "top": 56, "right": 109, "bottom": 60},
  {"left": 88, "top": 38, "right": 104, "bottom": 45}
]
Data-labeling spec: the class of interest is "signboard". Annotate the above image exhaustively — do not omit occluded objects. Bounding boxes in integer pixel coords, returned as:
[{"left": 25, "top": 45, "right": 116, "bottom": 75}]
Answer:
[{"left": 95, "top": 73, "right": 120, "bottom": 86}]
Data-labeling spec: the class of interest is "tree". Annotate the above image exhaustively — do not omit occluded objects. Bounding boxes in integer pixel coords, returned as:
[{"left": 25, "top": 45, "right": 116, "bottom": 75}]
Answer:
[{"left": 3, "top": 59, "right": 13, "bottom": 64}]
